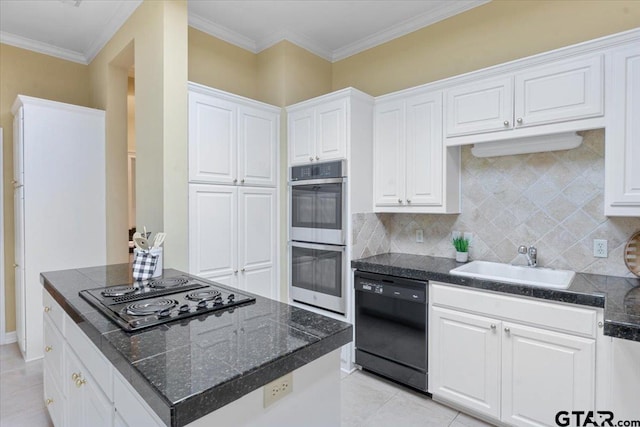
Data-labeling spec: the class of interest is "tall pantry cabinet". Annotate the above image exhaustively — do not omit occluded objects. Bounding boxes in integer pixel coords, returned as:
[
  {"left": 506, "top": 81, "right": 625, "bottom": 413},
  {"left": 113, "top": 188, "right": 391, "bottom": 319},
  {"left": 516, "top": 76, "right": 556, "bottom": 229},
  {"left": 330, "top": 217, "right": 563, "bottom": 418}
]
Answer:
[
  {"left": 12, "top": 95, "right": 106, "bottom": 361},
  {"left": 188, "top": 83, "right": 280, "bottom": 299}
]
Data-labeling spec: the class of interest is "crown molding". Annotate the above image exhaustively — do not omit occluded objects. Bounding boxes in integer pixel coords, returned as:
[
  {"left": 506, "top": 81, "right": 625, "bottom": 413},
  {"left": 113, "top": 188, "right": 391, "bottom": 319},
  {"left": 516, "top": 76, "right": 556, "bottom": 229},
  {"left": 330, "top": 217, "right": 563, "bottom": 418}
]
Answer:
[
  {"left": 331, "top": 0, "right": 490, "bottom": 61},
  {"left": 189, "top": 13, "right": 258, "bottom": 53},
  {"left": 0, "top": 31, "right": 88, "bottom": 64},
  {"left": 256, "top": 29, "right": 334, "bottom": 61},
  {"left": 85, "top": 0, "right": 142, "bottom": 63}
]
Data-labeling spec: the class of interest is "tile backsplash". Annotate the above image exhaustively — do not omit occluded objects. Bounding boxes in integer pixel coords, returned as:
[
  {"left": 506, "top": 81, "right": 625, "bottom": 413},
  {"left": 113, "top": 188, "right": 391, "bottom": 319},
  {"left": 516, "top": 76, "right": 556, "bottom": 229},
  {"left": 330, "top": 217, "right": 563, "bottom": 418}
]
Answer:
[{"left": 352, "top": 129, "right": 640, "bottom": 278}]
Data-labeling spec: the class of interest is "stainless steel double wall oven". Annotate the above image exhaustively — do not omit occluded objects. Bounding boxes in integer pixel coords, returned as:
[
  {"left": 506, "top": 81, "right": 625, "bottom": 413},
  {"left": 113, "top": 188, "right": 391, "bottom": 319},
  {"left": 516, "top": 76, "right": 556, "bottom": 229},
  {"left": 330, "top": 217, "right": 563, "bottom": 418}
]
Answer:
[{"left": 289, "top": 160, "right": 347, "bottom": 314}]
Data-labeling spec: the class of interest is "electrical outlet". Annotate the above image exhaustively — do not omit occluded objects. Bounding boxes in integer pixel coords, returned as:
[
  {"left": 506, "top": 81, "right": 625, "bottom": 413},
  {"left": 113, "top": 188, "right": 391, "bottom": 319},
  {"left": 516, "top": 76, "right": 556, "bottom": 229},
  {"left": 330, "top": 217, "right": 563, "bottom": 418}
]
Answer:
[
  {"left": 593, "top": 239, "right": 608, "bottom": 258},
  {"left": 264, "top": 373, "right": 293, "bottom": 407},
  {"left": 416, "top": 229, "right": 424, "bottom": 243}
]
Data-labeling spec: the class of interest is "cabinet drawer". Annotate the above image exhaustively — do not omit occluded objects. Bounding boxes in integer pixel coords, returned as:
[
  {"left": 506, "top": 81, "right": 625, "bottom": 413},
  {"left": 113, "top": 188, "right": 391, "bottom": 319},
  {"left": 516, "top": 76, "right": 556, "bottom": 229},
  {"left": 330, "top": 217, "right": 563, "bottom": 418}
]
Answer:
[
  {"left": 66, "top": 318, "right": 112, "bottom": 400},
  {"left": 113, "top": 371, "right": 165, "bottom": 427},
  {"left": 431, "top": 283, "right": 597, "bottom": 338},
  {"left": 44, "top": 365, "right": 65, "bottom": 427},
  {"left": 44, "top": 317, "right": 65, "bottom": 386},
  {"left": 43, "top": 290, "right": 65, "bottom": 334}
]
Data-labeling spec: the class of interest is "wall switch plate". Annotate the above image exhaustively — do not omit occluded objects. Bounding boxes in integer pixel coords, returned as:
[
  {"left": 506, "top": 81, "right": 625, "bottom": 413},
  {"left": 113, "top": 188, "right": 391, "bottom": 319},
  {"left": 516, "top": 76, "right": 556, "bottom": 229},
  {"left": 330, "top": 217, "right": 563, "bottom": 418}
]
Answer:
[
  {"left": 264, "top": 373, "right": 293, "bottom": 407},
  {"left": 416, "top": 229, "right": 424, "bottom": 243},
  {"left": 593, "top": 239, "right": 608, "bottom": 258}
]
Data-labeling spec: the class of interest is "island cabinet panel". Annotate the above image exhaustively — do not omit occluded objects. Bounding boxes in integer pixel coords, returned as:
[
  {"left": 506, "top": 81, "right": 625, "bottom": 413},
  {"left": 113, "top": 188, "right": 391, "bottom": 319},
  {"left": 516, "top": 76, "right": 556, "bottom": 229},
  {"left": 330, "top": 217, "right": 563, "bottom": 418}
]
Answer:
[
  {"left": 605, "top": 43, "right": 640, "bottom": 216},
  {"left": 429, "top": 282, "right": 597, "bottom": 426},
  {"left": 501, "top": 322, "right": 595, "bottom": 427},
  {"left": 188, "top": 84, "right": 279, "bottom": 187},
  {"left": 189, "top": 184, "right": 277, "bottom": 299}
]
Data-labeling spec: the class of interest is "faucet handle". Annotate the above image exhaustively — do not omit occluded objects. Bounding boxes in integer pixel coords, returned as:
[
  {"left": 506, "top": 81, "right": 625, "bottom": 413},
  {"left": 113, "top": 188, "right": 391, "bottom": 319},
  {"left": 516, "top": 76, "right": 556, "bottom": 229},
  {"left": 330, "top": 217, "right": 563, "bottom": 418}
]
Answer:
[{"left": 518, "top": 245, "right": 528, "bottom": 254}]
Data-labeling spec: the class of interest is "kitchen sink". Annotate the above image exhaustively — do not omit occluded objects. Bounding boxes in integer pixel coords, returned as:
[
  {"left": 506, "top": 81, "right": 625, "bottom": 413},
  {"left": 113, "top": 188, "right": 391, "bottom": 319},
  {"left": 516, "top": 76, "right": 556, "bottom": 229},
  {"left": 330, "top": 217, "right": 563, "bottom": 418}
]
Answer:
[{"left": 449, "top": 260, "right": 575, "bottom": 290}]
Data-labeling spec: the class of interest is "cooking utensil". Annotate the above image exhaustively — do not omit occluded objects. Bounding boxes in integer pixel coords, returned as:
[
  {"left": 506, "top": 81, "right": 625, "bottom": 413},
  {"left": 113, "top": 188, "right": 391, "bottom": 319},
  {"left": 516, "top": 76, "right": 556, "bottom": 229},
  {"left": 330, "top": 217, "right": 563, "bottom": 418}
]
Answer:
[
  {"left": 132, "top": 232, "right": 143, "bottom": 249},
  {"left": 152, "top": 232, "right": 166, "bottom": 249},
  {"left": 624, "top": 231, "right": 640, "bottom": 277},
  {"left": 134, "top": 236, "right": 150, "bottom": 251}
]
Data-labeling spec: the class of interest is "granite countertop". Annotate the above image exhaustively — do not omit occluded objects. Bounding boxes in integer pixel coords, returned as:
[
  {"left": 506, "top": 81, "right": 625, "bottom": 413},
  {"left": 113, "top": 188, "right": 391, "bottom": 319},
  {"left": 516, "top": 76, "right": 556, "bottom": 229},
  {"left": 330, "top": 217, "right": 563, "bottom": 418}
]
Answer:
[
  {"left": 41, "top": 265, "right": 352, "bottom": 427},
  {"left": 351, "top": 253, "right": 640, "bottom": 342}
]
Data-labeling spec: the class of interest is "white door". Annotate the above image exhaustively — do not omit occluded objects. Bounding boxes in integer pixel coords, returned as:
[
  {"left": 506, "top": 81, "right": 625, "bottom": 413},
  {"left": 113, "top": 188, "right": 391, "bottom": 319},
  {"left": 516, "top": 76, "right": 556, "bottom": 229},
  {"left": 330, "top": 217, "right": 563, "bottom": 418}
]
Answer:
[
  {"left": 430, "top": 307, "right": 501, "bottom": 420},
  {"left": 445, "top": 76, "right": 513, "bottom": 136},
  {"left": 514, "top": 55, "right": 603, "bottom": 128},
  {"left": 315, "top": 99, "right": 347, "bottom": 162},
  {"left": 374, "top": 99, "right": 406, "bottom": 207},
  {"left": 188, "top": 185, "right": 238, "bottom": 283},
  {"left": 605, "top": 45, "right": 640, "bottom": 215},
  {"left": 188, "top": 92, "right": 237, "bottom": 184},
  {"left": 501, "top": 322, "right": 595, "bottom": 427},
  {"left": 289, "top": 109, "right": 315, "bottom": 165},
  {"left": 238, "top": 187, "right": 277, "bottom": 299},
  {"left": 13, "top": 109, "right": 23, "bottom": 184},
  {"left": 405, "top": 92, "right": 443, "bottom": 206},
  {"left": 13, "top": 186, "right": 25, "bottom": 354},
  {"left": 238, "top": 105, "right": 278, "bottom": 187}
]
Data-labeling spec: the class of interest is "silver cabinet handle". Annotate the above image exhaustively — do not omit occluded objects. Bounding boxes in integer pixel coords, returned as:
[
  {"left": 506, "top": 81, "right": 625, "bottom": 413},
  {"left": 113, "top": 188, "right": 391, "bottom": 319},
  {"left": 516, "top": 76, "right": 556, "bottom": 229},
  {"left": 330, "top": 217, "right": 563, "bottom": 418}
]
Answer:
[
  {"left": 490, "top": 324, "right": 496, "bottom": 330},
  {"left": 309, "top": 157, "right": 314, "bottom": 161},
  {"left": 241, "top": 268, "right": 246, "bottom": 272},
  {"left": 598, "top": 321, "right": 603, "bottom": 328},
  {"left": 233, "top": 179, "right": 238, "bottom": 183},
  {"left": 315, "top": 156, "right": 320, "bottom": 160},
  {"left": 516, "top": 118, "right": 523, "bottom": 124},
  {"left": 240, "top": 179, "right": 245, "bottom": 184},
  {"left": 233, "top": 270, "right": 238, "bottom": 274},
  {"left": 406, "top": 199, "right": 411, "bottom": 204},
  {"left": 503, "top": 120, "right": 509, "bottom": 126},
  {"left": 504, "top": 327, "right": 511, "bottom": 333},
  {"left": 398, "top": 199, "right": 403, "bottom": 204}
]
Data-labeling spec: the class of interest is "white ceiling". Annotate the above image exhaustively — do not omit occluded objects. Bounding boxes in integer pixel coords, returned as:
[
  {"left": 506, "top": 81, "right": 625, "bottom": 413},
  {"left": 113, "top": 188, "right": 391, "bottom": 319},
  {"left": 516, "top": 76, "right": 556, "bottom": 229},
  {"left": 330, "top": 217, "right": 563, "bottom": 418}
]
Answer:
[{"left": 0, "top": 0, "right": 488, "bottom": 65}]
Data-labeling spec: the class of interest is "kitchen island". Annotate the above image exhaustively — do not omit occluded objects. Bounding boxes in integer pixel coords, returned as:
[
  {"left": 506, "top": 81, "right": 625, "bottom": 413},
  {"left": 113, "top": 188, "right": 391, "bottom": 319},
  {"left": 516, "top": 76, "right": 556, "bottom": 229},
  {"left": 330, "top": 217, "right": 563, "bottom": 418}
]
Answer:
[{"left": 40, "top": 264, "right": 352, "bottom": 427}]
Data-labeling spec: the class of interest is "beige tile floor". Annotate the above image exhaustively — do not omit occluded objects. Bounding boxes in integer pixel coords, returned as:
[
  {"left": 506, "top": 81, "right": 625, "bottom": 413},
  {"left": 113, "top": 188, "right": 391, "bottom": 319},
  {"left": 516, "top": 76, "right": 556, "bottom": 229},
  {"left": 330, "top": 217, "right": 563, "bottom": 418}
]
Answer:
[{"left": 1, "top": 342, "right": 493, "bottom": 427}]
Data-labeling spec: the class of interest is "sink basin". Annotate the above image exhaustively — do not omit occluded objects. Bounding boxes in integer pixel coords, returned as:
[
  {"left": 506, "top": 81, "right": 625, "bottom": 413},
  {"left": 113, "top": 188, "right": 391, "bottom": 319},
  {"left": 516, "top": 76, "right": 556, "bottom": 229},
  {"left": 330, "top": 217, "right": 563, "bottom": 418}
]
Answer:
[{"left": 449, "top": 260, "right": 575, "bottom": 290}]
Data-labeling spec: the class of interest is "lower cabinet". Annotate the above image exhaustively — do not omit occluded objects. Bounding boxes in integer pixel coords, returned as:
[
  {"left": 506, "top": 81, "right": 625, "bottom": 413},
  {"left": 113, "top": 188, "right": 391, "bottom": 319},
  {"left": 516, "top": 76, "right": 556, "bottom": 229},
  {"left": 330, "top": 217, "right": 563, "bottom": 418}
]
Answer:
[
  {"left": 430, "top": 283, "right": 597, "bottom": 427},
  {"left": 43, "top": 290, "right": 164, "bottom": 427}
]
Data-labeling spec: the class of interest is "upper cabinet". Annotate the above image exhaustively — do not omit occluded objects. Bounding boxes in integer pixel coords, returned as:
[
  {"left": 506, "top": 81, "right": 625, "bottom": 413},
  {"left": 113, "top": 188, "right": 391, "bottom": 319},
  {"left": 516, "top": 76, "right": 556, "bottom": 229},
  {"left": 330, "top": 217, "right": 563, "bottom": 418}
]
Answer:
[
  {"left": 374, "top": 90, "right": 460, "bottom": 213},
  {"left": 605, "top": 44, "right": 640, "bottom": 216},
  {"left": 288, "top": 89, "right": 370, "bottom": 166},
  {"left": 189, "top": 83, "right": 279, "bottom": 187},
  {"left": 445, "top": 54, "right": 604, "bottom": 144}
]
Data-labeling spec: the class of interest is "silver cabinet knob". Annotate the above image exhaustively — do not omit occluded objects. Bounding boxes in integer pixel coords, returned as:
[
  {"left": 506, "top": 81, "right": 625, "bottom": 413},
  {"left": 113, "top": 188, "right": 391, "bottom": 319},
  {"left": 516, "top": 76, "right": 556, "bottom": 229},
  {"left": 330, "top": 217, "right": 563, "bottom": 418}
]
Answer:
[
  {"left": 406, "top": 199, "right": 411, "bottom": 204},
  {"left": 315, "top": 156, "right": 320, "bottom": 160},
  {"left": 398, "top": 199, "right": 403, "bottom": 204},
  {"left": 240, "top": 179, "right": 245, "bottom": 184},
  {"left": 241, "top": 268, "right": 246, "bottom": 272},
  {"left": 503, "top": 120, "right": 509, "bottom": 126},
  {"left": 234, "top": 270, "right": 238, "bottom": 274},
  {"left": 309, "top": 157, "right": 314, "bottom": 161},
  {"left": 490, "top": 324, "right": 496, "bottom": 330},
  {"left": 233, "top": 179, "right": 238, "bottom": 183},
  {"left": 504, "top": 327, "right": 511, "bottom": 333},
  {"left": 516, "top": 118, "right": 523, "bottom": 124}
]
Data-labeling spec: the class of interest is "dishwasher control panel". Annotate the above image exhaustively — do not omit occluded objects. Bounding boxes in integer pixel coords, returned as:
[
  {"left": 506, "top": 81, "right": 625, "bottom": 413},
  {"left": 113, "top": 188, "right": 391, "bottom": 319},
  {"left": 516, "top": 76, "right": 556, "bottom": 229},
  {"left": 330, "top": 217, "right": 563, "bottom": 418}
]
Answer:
[{"left": 354, "top": 272, "right": 427, "bottom": 303}]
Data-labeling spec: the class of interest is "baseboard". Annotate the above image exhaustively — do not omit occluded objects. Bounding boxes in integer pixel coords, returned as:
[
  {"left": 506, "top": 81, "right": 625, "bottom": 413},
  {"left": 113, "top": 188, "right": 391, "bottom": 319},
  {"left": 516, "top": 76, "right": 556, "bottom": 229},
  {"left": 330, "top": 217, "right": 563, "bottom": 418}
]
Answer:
[{"left": 1, "top": 331, "right": 17, "bottom": 345}]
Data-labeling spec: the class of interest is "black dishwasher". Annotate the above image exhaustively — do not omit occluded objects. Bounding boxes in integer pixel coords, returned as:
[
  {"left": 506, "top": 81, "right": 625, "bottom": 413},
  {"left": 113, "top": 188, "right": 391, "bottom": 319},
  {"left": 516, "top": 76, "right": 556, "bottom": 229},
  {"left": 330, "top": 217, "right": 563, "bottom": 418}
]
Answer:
[{"left": 354, "top": 271, "right": 428, "bottom": 392}]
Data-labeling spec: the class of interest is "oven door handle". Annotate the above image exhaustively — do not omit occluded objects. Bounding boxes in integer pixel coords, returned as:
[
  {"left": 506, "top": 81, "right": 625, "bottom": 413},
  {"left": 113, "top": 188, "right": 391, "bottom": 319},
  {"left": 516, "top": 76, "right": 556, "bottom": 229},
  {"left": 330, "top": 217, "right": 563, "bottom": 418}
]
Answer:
[
  {"left": 289, "top": 177, "right": 346, "bottom": 186},
  {"left": 289, "top": 241, "right": 346, "bottom": 252}
]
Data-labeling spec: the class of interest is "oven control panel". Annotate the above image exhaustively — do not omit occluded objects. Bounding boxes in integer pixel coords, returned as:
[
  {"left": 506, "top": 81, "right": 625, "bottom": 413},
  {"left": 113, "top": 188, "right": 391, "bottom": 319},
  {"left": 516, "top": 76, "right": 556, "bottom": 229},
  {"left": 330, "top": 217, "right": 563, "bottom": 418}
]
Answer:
[{"left": 291, "top": 160, "right": 345, "bottom": 180}]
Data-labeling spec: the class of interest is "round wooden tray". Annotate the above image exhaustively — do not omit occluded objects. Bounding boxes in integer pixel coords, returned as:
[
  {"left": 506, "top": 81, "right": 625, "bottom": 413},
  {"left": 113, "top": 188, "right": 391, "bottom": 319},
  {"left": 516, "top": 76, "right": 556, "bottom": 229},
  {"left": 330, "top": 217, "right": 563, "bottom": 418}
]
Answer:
[{"left": 624, "top": 231, "right": 640, "bottom": 277}]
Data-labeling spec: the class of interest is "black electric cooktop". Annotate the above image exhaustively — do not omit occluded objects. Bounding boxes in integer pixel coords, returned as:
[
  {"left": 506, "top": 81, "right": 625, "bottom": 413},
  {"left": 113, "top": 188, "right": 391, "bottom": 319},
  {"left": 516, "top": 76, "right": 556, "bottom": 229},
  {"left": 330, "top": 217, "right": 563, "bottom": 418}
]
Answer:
[{"left": 79, "top": 276, "right": 255, "bottom": 331}]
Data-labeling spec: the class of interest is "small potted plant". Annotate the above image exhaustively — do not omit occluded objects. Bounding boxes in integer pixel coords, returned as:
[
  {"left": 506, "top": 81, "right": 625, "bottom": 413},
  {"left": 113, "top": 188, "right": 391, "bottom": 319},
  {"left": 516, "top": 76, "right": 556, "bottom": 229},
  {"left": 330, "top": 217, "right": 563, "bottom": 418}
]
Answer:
[{"left": 452, "top": 236, "right": 470, "bottom": 262}]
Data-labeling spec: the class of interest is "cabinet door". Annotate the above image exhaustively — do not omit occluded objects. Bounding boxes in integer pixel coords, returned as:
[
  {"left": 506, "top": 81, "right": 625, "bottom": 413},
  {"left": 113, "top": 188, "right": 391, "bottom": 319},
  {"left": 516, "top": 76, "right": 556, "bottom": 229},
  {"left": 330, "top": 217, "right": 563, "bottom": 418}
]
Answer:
[
  {"left": 445, "top": 76, "right": 513, "bottom": 136},
  {"left": 501, "top": 322, "right": 595, "bottom": 427},
  {"left": 189, "top": 92, "right": 237, "bottom": 184},
  {"left": 374, "top": 99, "right": 406, "bottom": 207},
  {"left": 66, "top": 348, "right": 113, "bottom": 427},
  {"left": 514, "top": 55, "right": 603, "bottom": 128},
  {"left": 405, "top": 92, "right": 443, "bottom": 206},
  {"left": 315, "top": 99, "right": 347, "bottom": 162},
  {"left": 44, "top": 365, "right": 65, "bottom": 427},
  {"left": 14, "top": 186, "right": 25, "bottom": 354},
  {"left": 238, "top": 187, "right": 277, "bottom": 299},
  {"left": 605, "top": 45, "right": 640, "bottom": 215},
  {"left": 430, "top": 307, "right": 501, "bottom": 419},
  {"left": 238, "top": 105, "right": 278, "bottom": 187},
  {"left": 13, "top": 108, "right": 23, "bottom": 184},
  {"left": 188, "top": 185, "right": 238, "bottom": 281},
  {"left": 289, "top": 108, "right": 315, "bottom": 165}
]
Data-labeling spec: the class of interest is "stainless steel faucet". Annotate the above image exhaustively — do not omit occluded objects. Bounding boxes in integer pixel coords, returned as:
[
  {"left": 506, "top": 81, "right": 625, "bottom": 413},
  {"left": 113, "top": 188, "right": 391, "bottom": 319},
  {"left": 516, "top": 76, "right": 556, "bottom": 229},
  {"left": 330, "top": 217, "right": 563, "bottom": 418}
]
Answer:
[{"left": 518, "top": 245, "right": 537, "bottom": 267}]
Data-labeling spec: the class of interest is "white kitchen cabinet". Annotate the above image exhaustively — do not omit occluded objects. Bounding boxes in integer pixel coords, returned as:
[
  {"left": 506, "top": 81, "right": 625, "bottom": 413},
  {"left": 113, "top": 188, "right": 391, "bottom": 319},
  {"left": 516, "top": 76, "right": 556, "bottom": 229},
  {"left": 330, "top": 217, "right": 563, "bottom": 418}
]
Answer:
[
  {"left": 189, "top": 184, "right": 277, "bottom": 299},
  {"left": 430, "top": 283, "right": 597, "bottom": 426},
  {"left": 189, "top": 83, "right": 279, "bottom": 187},
  {"left": 445, "top": 54, "right": 603, "bottom": 141},
  {"left": 374, "top": 91, "right": 460, "bottom": 213},
  {"left": 12, "top": 95, "right": 106, "bottom": 362},
  {"left": 430, "top": 307, "right": 501, "bottom": 419},
  {"left": 605, "top": 44, "right": 640, "bottom": 216}
]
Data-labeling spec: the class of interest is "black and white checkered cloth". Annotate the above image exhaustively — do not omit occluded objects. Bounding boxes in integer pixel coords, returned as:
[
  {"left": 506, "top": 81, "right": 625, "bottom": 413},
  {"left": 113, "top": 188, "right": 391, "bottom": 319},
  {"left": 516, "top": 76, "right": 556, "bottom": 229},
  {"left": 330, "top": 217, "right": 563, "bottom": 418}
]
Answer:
[{"left": 132, "top": 250, "right": 159, "bottom": 281}]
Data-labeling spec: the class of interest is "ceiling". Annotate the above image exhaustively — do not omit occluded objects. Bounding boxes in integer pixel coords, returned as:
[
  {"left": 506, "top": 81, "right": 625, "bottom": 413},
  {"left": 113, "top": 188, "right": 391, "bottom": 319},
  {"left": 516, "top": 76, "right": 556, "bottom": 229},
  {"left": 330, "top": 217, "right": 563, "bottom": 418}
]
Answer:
[{"left": 0, "top": 0, "right": 489, "bottom": 65}]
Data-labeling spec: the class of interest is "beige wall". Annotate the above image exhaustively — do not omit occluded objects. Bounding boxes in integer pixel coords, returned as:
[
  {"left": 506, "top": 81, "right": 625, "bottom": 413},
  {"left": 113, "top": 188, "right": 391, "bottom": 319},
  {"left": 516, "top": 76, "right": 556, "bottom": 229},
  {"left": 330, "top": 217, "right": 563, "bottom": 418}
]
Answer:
[
  {"left": 189, "top": 27, "right": 258, "bottom": 99},
  {"left": 332, "top": 0, "right": 640, "bottom": 96},
  {"left": 0, "top": 43, "right": 91, "bottom": 332}
]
